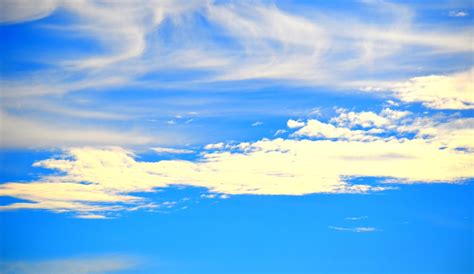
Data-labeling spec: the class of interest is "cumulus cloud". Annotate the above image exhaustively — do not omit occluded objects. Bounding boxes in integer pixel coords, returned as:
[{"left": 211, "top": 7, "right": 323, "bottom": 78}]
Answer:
[
  {"left": 0, "top": 109, "right": 472, "bottom": 216},
  {"left": 334, "top": 111, "right": 388, "bottom": 128},
  {"left": 204, "top": 142, "right": 225, "bottom": 150},
  {"left": 292, "top": 120, "right": 375, "bottom": 141},
  {"left": 292, "top": 108, "right": 474, "bottom": 151},
  {"left": 391, "top": 68, "right": 473, "bottom": 109},
  {"left": 287, "top": 119, "right": 305, "bottom": 129},
  {"left": 328, "top": 108, "right": 412, "bottom": 133}
]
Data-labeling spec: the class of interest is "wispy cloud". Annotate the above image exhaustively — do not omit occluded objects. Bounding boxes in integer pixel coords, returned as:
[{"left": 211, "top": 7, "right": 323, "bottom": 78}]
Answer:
[
  {"left": 345, "top": 216, "right": 368, "bottom": 221},
  {"left": 0, "top": 0, "right": 471, "bottom": 99},
  {"left": 0, "top": 0, "right": 471, "bottom": 153},
  {"left": 0, "top": 111, "right": 155, "bottom": 148},
  {"left": 151, "top": 147, "right": 195, "bottom": 154},
  {"left": 0, "top": 0, "right": 59, "bottom": 24},
  {"left": 329, "top": 226, "right": 378, "bottom": 233},
  {"left": 448, "top": 10, "right": 469, "bottom": 17}
]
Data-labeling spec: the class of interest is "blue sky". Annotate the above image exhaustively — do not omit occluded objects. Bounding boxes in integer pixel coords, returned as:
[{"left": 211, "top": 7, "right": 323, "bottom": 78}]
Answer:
[{"left": 0, "top": 0, "right": 473, "bottom": 273}]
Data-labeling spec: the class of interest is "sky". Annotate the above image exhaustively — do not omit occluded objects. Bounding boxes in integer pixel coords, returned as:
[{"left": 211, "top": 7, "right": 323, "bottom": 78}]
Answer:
[{"left": 0, "top": 0, "right": 473, "bottom": 273}]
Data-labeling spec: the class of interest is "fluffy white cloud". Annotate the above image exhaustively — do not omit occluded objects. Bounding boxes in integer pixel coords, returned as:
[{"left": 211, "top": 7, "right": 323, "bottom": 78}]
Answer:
[
  {"left": 293, "top": 108, "right": 409, "bottom": 140},
  {"left": 292, "top": 119, "right": 374, "bottom": 141},
  {"left": 334, "top": 111, "right": 388, "bottom": 128},
  {"left": 292, "top": 108, "right": 474, "bottom": 151},
  {"left": 287, "top": 119, "right": 305, "bottom": 129},
  {"left": 329, "top": 108, "right": 411, "bottom": 131},
  {"left": 1, "top": 109, "right": 472, "bottom": 216},
  {"left": 204, "top": 142, "right": 225, "bottom": 150},
  {"left": 391, "top": 68, "right": 474, "bottom": 109}
]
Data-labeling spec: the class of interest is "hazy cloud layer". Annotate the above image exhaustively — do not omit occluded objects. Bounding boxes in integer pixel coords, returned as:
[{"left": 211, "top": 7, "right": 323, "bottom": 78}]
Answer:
[{"left": 0, "top": 255, "right": 139, "bottom": 274}]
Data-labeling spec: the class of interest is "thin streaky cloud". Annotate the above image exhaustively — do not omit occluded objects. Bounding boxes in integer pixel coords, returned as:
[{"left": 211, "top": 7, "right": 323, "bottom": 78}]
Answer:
[
  {"left": 151, "top": 147, "right": 195, "bottom": 154},
  {"left": 448, "top": 10, "right": 469, "bottom": 17},
  {"left": 329, "top": 226, "right": 378, "bottom": 233},
  {"left": 345, "top": 216, "right": 369, "bottom": 221}
]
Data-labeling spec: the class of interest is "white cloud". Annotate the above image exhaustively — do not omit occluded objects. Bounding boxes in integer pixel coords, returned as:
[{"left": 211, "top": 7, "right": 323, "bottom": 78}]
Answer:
[
  {"left": 0, "top": 255, "right": 138, "bottom": 274},
  {"left": 1, "top": 0, "right": 472, "bottom": 103},
  {"left": 274, "top": 129, "right": 287, "bottom": 136},
  {"left": 449, "top": 10, "right": 469, "bottom": 17},
  {"left": 291, "top": 108, "right": 474, "bottom": 152},
  {"left": 330, "top": 108, "right": 411, "bottom": 129},
  {"left": 75, "top": 214, "right": 109, "bottom": 219},
  {"left": 204, "top": 142, "right": 225, "bottom": 150},
  {"left": 287, "top": 119, "right": 305, "bottom": 129},
  {"left": 331, "top": 110, "right": 390, "bottom": 128},
  {"left": 292, "top": 119, "right": 374, "bottom": 141},
  {"left": 252, "top": 121, "right": 263, "bottom": 127},
  {"left": 0, "top": 111, "right": 154, "bottom": 148},
  {"left": 151, "top": 147, "right": 194, "bottom": 154},
  {"left": 0, "top": 109, "right": 472, "bottom": 216},
  {"left": 391, "top": 68, "right": 474, "bottom": 109},
  {"left": 0, "top": 0, "right": 59, "bottom": 24},
  {"left": 403, "top": 118, "right": 474, "bottom": 151},
  {"left": 345, "top": 216, "right": 368, "bottom": 221},
  {"left": 329, "top": 226, "right": 377, "bottom": 232}
]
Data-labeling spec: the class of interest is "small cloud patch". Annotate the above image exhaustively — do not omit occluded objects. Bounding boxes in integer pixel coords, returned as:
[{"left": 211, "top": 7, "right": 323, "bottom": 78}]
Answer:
[
  {"left": 329, "top": 226, "right": 378, "bottom": 233},
  {"left": 448, "top": 10, "right": 469, "bottom": 17}
]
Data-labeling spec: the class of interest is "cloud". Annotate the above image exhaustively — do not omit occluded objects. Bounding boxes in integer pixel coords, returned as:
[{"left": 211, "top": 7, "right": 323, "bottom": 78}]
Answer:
[
  {"left": 0, "top": 1, "right": 471, "bottom": 155},
  {"left": 0, "top": 111, "right": 154, "bottom": 148},
  {"left": 0, "top": 255, "right": 139, "bottom": 274},
  {"left": 274, "top": 129, "right": 287, "bottom": 136},
  {"left": 329, "top": 226, "right": 377, "bottom": 232},
  {"left": 287, "top": 119, "right": 305, "bottom": 129},
  {"left": 334, "top": 111, "right": 389, "bottom": 128},
  {"left": 0, "top": 0, "right": 59, "bottom": 24},
  {"left": 448, "top": 10, "right": 469, "bottom": 17},
  {"left": 293, "top": 108, "right": 474, "bottom": 151},
  {"left": 75, "top": 214, "right": 109, "bottom": 219},
  {"left": 391, "top": 68, "right": 473, "bottom": 109},
  {"left": 151, "top": 147, "right": 194, "bottom": 154},
  {"left": 345, "top": 216, "right": 368, "bottom": 220},
  {"left": 292, "top": 119, "right": 375, "bottom": 141},
  {"left": 0, "top": 108, "right": 472, "bottom": 216},
  {"left": 252, "top": 121, "right": 263, "bottom": 127},
  {"left": 204, "top": 142, "right": 225, "bottom": 150},
  {"left": 1, "top": 0, "right": 472, "bottom": 102}
]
